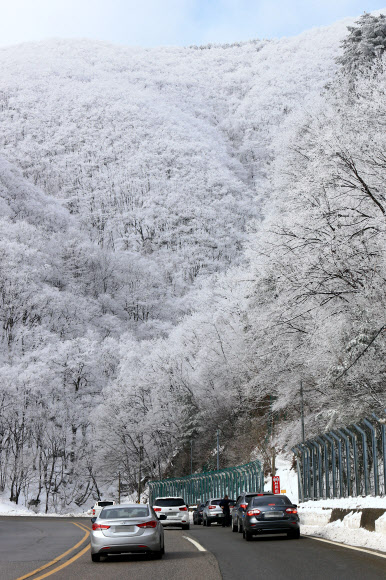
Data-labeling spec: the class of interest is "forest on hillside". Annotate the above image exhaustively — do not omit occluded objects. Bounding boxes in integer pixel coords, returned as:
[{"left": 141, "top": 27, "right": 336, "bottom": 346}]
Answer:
[{"left": 0, "top": 13, "right": 385, "bottom": 510}]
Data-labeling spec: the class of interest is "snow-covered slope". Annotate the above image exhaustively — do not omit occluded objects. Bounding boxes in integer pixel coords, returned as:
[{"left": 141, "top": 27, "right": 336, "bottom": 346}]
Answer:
[{"left": 0, "top": 19, "right": 351, "bottom": 307}]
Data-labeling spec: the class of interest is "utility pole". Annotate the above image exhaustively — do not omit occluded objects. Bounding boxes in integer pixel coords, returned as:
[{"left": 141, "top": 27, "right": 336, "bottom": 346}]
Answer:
[
  {"left": 217, "top": 429, "right": 220, "bottom": 471},
  {"left": 300, "top": 380, "right": 305, "bottom": 444},
  {"left": 270, "top": 394, "right": 275, "bottom": 493},
  {"left": 190, "top": 439, "right": 193, "bottom": 475},
  {"left": 118, "top": 471, "right": 121, "bottom": 504},
  {"left": 138, "top": 446, "right": 143, "bottom": 503}
]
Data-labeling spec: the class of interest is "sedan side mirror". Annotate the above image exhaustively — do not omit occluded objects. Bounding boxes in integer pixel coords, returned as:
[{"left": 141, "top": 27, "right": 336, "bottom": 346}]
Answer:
[{"left": 91, "top": 517, "right": 97, "bottom": 523}]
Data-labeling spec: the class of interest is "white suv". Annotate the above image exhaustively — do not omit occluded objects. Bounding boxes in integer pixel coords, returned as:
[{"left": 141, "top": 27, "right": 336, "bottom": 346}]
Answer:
[
  {"left": 152, "top": 497, "right": 190, "bottom": 530},
  {"left": 89, "top": 500, "right": 115, "bottom": 518}
]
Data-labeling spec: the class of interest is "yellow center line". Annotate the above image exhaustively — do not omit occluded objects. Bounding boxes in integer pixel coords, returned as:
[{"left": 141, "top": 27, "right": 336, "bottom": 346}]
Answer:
[
  {"left": 14, "top": 524, "right": 90, "bottom": 580},
  {"left": 73, "top": 522, "right": 90, "bottom": 533},
  {"left": 30, "top": 543, "right": 90, "bottom": 580}
]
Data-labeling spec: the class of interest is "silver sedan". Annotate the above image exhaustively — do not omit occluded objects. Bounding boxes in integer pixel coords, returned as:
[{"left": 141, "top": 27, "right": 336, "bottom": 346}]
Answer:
[{"left": 90, "top": 503, "right": 165, "bottom": 562}]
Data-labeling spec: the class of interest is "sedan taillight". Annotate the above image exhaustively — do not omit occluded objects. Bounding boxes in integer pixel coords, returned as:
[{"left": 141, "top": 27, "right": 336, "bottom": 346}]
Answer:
[
  {"left": 92, "top": 523, "right": 110, "bottom": 531},
  {"left": 246, "top": 509, "right": 261, "bottom": 517},
  {"left": 179, "top": 507, "right": 188, "bottom": 511},
  {"left": 137, "top": 520, "right": 157, "bottom": 528},
  {"left": 208, "top": 505, "right": 216, "bottom": 509},
  {"left": 285, "top": 508, "right": 298, "bottom": 514},
  {"left": 153, "top": 507, "right": 161, "bottom": 512},
  {"left": 240, "top": 503, "right": 248, "bottom": 509}
]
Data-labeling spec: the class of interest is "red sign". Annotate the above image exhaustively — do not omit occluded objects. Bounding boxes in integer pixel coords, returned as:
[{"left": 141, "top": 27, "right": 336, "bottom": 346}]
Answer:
[{"left": 273, "top": 475, "right": 280, "bottom": 494}]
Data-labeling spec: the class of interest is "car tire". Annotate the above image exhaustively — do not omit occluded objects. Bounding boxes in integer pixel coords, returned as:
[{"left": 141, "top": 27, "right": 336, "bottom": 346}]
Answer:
[
  {"left": 91, "top": 553, "right": 101, "bottom": 562},
  {"left": 207, "top": 519, "right": 211, "bottom": 527},
  {"left": 182, "top": 524, "right": 190, "bottom": 530},
  {"left": 244, "top": 530, "right": 253, "bottom": 541},
  {"left": 288, "top": 529, "right": 300, "bottom": 539},
  {"left": 237, "top": 518, "right": 243, "bottom": 533},
  {"left": 232, "top": 519, "right": 237, "bottom": 532}
]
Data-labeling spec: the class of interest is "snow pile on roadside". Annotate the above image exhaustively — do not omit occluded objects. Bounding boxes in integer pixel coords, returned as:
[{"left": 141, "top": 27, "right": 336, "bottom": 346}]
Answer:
[
  {"left": 300, "top": 496, "right": 386, "bottom": 510},
  {"left": 0, "top": 498, "right": 35, "bottom": 516},
  {"left": 0, "top": 495, "right": 90, "bottom": 517},
  {"left": 301, "top": 519, "right": 386, "bottom": 553}
]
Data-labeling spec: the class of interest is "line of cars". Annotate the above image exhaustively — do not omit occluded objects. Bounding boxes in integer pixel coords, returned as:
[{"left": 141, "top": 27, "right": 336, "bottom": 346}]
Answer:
[
  {"left": 89, "top": 491, "right": 300, "bottom": 562},
  {"left": 193, "top": 491, "right": 300, "bottom": 540}
]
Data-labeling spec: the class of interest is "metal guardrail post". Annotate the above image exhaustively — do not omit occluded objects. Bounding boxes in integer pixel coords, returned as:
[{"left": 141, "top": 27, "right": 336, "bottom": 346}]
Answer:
[
  {"left": 306, "top": 442, "right": 318, "bottom": 499},
  {"left": 372, "top": 412, "right": 386, "bottom": 495},
  {"left": 353, "top": 423, "right": 370, "bottom": 496},
  {"left": 313, "top": 440, "right": 323, "bottom": 499},
  {"left": 316, "top": 437, "right": 328, "bottom": 499},
  {"left": 363, "top": 418, "right": 379, "bottom": 496},
  {"left": 330, "top": 432, "right": 343, "bottom": 498},
  {"left": 322, "top": 434, "right": 337, "bottom": 498},
  {"left": 336, "top": 429, "right": 351, "bottom": 497},
  {"left": 342, "top": 426, "right": 360, "bottom": 496},
  {"left": 303, "top": 444, "right": 311, "bottom": 500}
]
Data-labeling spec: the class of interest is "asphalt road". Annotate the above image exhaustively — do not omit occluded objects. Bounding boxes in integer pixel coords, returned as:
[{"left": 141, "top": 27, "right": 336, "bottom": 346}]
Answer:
[
  {"left": 0, "top": 517, "right": 220, "bottom": 580},
  {"left": 0, "top": 517, "right": 385, "bottom": 580},
  {"left": 189, "top": 523, "right": 386, "bottom": 580}
]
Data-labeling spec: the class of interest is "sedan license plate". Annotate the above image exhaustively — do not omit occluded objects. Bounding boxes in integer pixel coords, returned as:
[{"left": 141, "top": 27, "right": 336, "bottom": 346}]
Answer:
[
  {"left": 264, "top": 511, "right": 283, "bottom": 518},
  {"left": 115, "top": 525, "right": 135, "bottom": 532}
]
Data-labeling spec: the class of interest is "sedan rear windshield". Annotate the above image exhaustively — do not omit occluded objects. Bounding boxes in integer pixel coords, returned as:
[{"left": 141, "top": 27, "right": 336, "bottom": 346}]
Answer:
[
  {"left": 100, "top": 506, "right": 149, "bottom": 519},
  {"left": 251, "top": 496, "right": 291, "bottom": 507},
  {"left": 209, "top": 500, "right": 222, "bottom": 505},
  {"left": 154, "top": 498, "right": 185, "bottom": 507}
]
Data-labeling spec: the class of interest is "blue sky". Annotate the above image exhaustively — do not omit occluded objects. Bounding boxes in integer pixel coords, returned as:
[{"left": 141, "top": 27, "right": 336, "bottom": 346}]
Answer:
[{"left": 1, "top": 1, "right": 386, "bottom": 47}]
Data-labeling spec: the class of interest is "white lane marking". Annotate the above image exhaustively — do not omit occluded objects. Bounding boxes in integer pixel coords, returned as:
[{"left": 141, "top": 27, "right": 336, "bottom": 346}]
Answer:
[
  {"left": 306, "top": 535, "right": 386, "bottom": 559},
  {"left": 183, "top": 536, "right": 207, "bottom": 552}
]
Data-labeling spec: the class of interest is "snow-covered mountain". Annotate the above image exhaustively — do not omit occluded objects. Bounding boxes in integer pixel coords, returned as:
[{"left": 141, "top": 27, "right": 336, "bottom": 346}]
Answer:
[{"left": 0, "top": 20, "right": 350, "bottom": 311}]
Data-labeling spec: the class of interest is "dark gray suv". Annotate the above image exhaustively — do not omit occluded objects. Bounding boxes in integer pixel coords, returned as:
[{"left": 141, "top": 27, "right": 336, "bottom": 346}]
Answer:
[{"left": 231, "top": 491, "right": 273, "bottom": 533}]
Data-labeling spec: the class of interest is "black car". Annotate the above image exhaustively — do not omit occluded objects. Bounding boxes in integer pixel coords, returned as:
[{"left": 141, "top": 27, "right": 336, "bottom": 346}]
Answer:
[
  {"left": 231, "top": 491, "right": 273, "bottom": 533},
  {"left": 242, "top": 494, "right": 300, "bottom": 540},
  {"left": 193, "top": 502, "right": 206, "bottom": 525}
]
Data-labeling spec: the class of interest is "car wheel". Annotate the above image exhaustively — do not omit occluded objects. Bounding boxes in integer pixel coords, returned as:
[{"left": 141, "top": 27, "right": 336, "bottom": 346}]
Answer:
[
  {"left": 237, "top": 518, "right": 243, "bottom": 533},
  {"left": 91, "top": 553, "right": 101, "bottom": 562},
  {"left": 288, "top": 529, "right": 300, "bottom": 539},
  {"left": 232, "top": 518, "right": 237, "bottom": 532},
  {"left": 182, "top": 524, "right": 190, "bottom": 530},
  {"left": 207, "top": 519, "right": 211, "bottom": 527},
  {"left": 245, "top": 530, "right": 253, "bottom": 541}
]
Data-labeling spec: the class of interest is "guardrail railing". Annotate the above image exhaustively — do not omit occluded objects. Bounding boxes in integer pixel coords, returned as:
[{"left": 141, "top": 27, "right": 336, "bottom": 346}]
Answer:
[
  {"left": 292, "top": 410, "right": 386, "bottom": 501},
  {"left": 148, "top": 459, "right": 264, "bottom": 505}
]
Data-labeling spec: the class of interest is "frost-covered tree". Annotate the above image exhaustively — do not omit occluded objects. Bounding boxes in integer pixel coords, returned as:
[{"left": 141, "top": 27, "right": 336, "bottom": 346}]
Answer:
[{"left": 338, "top": 12, "right": 386, "bottom": 72}]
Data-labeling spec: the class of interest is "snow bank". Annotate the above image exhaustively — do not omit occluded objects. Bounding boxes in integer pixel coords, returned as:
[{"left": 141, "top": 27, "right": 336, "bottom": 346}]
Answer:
[{"left": 301, "top": 520, "right": 386, "bottom": 553}]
